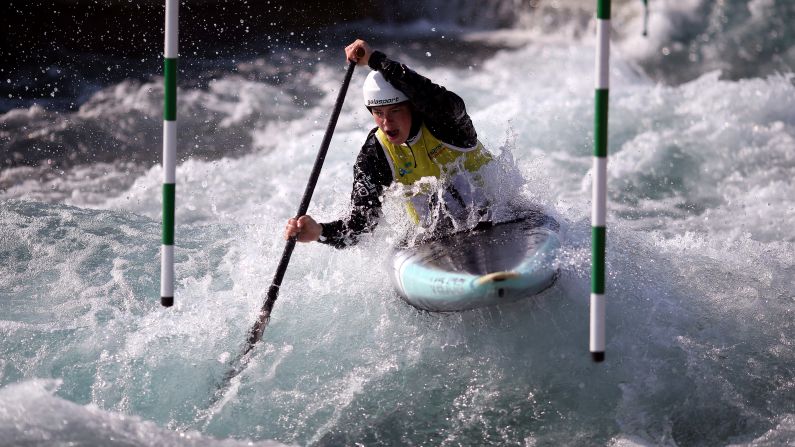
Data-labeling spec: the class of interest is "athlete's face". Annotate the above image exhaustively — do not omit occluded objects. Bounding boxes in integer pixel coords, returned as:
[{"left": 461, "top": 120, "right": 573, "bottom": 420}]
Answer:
[{"left": 371, "top": 103, "right": 412, "bottom": 145}]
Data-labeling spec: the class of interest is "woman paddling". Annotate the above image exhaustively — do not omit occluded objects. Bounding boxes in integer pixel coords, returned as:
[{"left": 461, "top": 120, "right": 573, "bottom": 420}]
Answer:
[{"left": 285, "top": 39, "right": 493, "bottom": 248}]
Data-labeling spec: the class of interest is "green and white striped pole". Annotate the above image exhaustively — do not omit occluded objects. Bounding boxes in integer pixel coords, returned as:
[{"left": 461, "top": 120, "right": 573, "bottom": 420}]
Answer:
[
  {"left": 161, "top": 0, "right": 178, "bottom": 307},
  {"left": 591, "top": 0, "right": 610, "bottom": 362}
]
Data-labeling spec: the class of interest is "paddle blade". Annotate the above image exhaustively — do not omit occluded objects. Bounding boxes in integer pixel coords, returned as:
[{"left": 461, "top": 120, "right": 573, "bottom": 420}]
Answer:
[{"left": 245, "top": 310, "right": 271, "bottom": 350}]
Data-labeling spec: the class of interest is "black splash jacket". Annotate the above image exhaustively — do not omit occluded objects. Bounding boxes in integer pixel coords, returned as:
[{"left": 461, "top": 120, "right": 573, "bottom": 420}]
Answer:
[{"left": 318, "top": 51, "right": 479, "bottom": 248}]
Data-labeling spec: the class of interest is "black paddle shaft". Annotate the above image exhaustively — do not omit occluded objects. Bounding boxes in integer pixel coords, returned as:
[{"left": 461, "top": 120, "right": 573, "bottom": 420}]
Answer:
[{"left": 244, "top": 59, "right": 359, "bottom": 352}]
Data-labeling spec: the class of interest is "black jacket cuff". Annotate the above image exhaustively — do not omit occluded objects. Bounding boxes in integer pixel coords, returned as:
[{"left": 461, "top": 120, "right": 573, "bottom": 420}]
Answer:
[{"left": 368, "top": 50, "right": 387, "bottom": 71}]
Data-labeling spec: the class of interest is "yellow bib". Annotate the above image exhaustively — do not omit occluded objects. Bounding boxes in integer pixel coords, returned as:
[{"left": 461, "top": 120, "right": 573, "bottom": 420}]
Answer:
[{"left": 375, "top": 124, "right": 492, "bottom": 223}]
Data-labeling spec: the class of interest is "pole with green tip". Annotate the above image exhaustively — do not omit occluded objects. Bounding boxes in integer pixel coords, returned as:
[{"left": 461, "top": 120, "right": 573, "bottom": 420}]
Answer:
[
  {"left": 161, "top": 0, "right": 178, "bottom": 307},
  {"left": 591, "top": 0, "right": 610, "bottom": 362}
]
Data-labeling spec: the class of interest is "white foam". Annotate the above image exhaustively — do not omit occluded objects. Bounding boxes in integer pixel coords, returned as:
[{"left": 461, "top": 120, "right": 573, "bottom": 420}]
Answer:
[{"left": 0, "top": 379, "right": 288, "bottom": 446}]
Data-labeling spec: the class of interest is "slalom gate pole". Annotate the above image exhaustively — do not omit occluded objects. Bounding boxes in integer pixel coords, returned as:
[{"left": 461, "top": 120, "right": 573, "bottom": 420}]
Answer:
[
  {"left": 161, "top": 0, "right": 178, "bottom": 307},
  {"left": 642, "top": 0, "right": 649, "bottom": 37},
  {"left": 590, "top": 0, "right": 610, "bottom": 362}
]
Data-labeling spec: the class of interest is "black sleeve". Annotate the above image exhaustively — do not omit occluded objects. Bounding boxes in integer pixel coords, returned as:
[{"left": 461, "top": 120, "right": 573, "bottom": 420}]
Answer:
[
  {"left": 368, "top": 50, "right": 478, "bottom": 149},
  {"left": 318, "top": 130, "right": 393, "bottom": 248}
]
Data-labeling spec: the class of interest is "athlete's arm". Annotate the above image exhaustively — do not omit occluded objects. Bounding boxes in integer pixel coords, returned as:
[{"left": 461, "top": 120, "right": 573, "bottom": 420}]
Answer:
[{"left": 317, "top": 131, "right": 393, "bottom": 248}]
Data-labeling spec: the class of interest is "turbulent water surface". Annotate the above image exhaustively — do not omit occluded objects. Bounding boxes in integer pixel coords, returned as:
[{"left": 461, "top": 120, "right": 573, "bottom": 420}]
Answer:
[{"left": 2, "top": 1, "right": 794, "bottom": 446}]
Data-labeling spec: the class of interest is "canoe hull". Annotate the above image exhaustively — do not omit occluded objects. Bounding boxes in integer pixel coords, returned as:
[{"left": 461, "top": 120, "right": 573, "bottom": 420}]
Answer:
[{"left": 390, "top": 212, "right": 560, "bottom": 312}]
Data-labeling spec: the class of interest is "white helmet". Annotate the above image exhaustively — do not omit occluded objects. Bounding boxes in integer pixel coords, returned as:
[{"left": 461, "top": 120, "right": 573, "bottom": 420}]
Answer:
[{"left": 363, "top": 71, "right": 408, "bottom": 107}]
